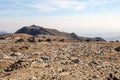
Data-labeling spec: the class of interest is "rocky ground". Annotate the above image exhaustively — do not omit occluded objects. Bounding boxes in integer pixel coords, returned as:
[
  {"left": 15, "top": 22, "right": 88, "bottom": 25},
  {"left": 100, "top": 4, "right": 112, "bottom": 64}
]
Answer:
[{"left": 0, "top": 34, "right": 120, "bottom": 80}]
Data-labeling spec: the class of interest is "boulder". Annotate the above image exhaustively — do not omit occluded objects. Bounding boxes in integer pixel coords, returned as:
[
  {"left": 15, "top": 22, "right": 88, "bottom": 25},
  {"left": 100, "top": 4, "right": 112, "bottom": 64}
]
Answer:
[
  {"left": 114, "top": 46, "right": 120, "bottom": 52},
  {"left": 27, "top": 37, "right": 35, "bottom": 42}
]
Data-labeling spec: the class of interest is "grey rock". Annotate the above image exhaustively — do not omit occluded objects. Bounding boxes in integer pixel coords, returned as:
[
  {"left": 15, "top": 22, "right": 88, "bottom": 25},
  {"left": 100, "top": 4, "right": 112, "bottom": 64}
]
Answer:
[
  {"left": 71, "top": 59, "right": 79, "bottom": 64},
  {"left": 114, "top": 46, "right": 120, "bottom": 52},
  {"left": 10, "top": 52, "right": 22, "bottom": 57},
  {"left": 27, "top": 37, "right": 35, "bottom": 42},
  {"left": 15, "top": 37, "right": 24, "bottom": 43},
  {"left": 5, "top": 37, "right": 12, "bottom": 40},
  {"left": 4, "top": 59, "right": 30, "bottom": 72},
  {"left": 37, "top": 57, "right": 49, "bottom": 62}
]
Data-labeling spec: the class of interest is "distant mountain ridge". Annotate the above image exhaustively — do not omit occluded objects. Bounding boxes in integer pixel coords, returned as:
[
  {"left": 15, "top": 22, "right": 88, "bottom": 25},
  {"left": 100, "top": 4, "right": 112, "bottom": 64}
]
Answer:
[
  {"left": 0, "top": 31, "right": 6, "bottom": 34},
  {"left": 105, "top": 36, "right": 120, "bottom": 41},
  {"left": 15, "top": 25, "right": 106, "bottom": 42}
]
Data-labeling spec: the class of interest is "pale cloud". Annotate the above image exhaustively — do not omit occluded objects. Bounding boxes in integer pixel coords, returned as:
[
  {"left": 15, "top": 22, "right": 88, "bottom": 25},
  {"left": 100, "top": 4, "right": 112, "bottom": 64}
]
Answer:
[
  {"left": 31, "top": 0, "right": 120, "bottom": 12},
  {"left": 51, "top": 0, "right": 86, "bottom": 11},
  {"left": 36, "top": 6, "right": 56, "bottom": 12},
  {"left": 29, "top": 4, "right": 56, "bottom": 12},
  {"left": 88, "top": 0, "right": 120, "bottom": 7},
  {"left": 0, "top": 0, "right": 120, "bottom": 38},
  {"left": 26, "top": 0, "right": 86, "bottom": 12},
  {"left": 0, "top": 0, "right": 120, "bottom": 13}
]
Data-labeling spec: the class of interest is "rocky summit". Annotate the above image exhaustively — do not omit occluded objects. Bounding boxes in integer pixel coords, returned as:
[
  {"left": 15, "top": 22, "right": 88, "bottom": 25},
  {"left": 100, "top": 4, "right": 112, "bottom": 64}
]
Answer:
[
  {"left": 0, "top": 33, "right": 119, "bottom": 80},
  {"left": 15, "top": 25, "right": 106, "bottom": 42}
]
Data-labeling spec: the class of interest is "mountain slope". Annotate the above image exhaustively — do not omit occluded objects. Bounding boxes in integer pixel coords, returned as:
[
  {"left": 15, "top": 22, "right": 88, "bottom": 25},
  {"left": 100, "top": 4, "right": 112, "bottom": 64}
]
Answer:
[{"left": 15, "top": 25, "right": 106, "bottom": 42}]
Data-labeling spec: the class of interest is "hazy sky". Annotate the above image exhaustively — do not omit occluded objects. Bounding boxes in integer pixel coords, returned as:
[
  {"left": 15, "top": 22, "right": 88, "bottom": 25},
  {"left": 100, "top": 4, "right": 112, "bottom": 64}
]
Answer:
[{"left": 0, "top": 0, "right": 120, "bottom": 37}]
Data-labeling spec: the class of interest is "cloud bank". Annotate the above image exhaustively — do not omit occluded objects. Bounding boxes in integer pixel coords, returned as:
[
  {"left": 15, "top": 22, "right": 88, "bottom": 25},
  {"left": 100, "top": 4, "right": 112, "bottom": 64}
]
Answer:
[{"left": 0, "top": 0, "right": 120, "bottom": 13}]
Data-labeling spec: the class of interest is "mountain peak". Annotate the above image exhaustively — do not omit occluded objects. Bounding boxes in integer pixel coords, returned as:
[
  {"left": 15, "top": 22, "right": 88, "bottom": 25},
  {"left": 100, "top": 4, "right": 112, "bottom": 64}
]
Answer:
[
  {"left": 30, "top": 24, "right": 37, "bottom": 27},
  {"left": 15, "top": 25, "right": 106, "bottom": 42}
]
